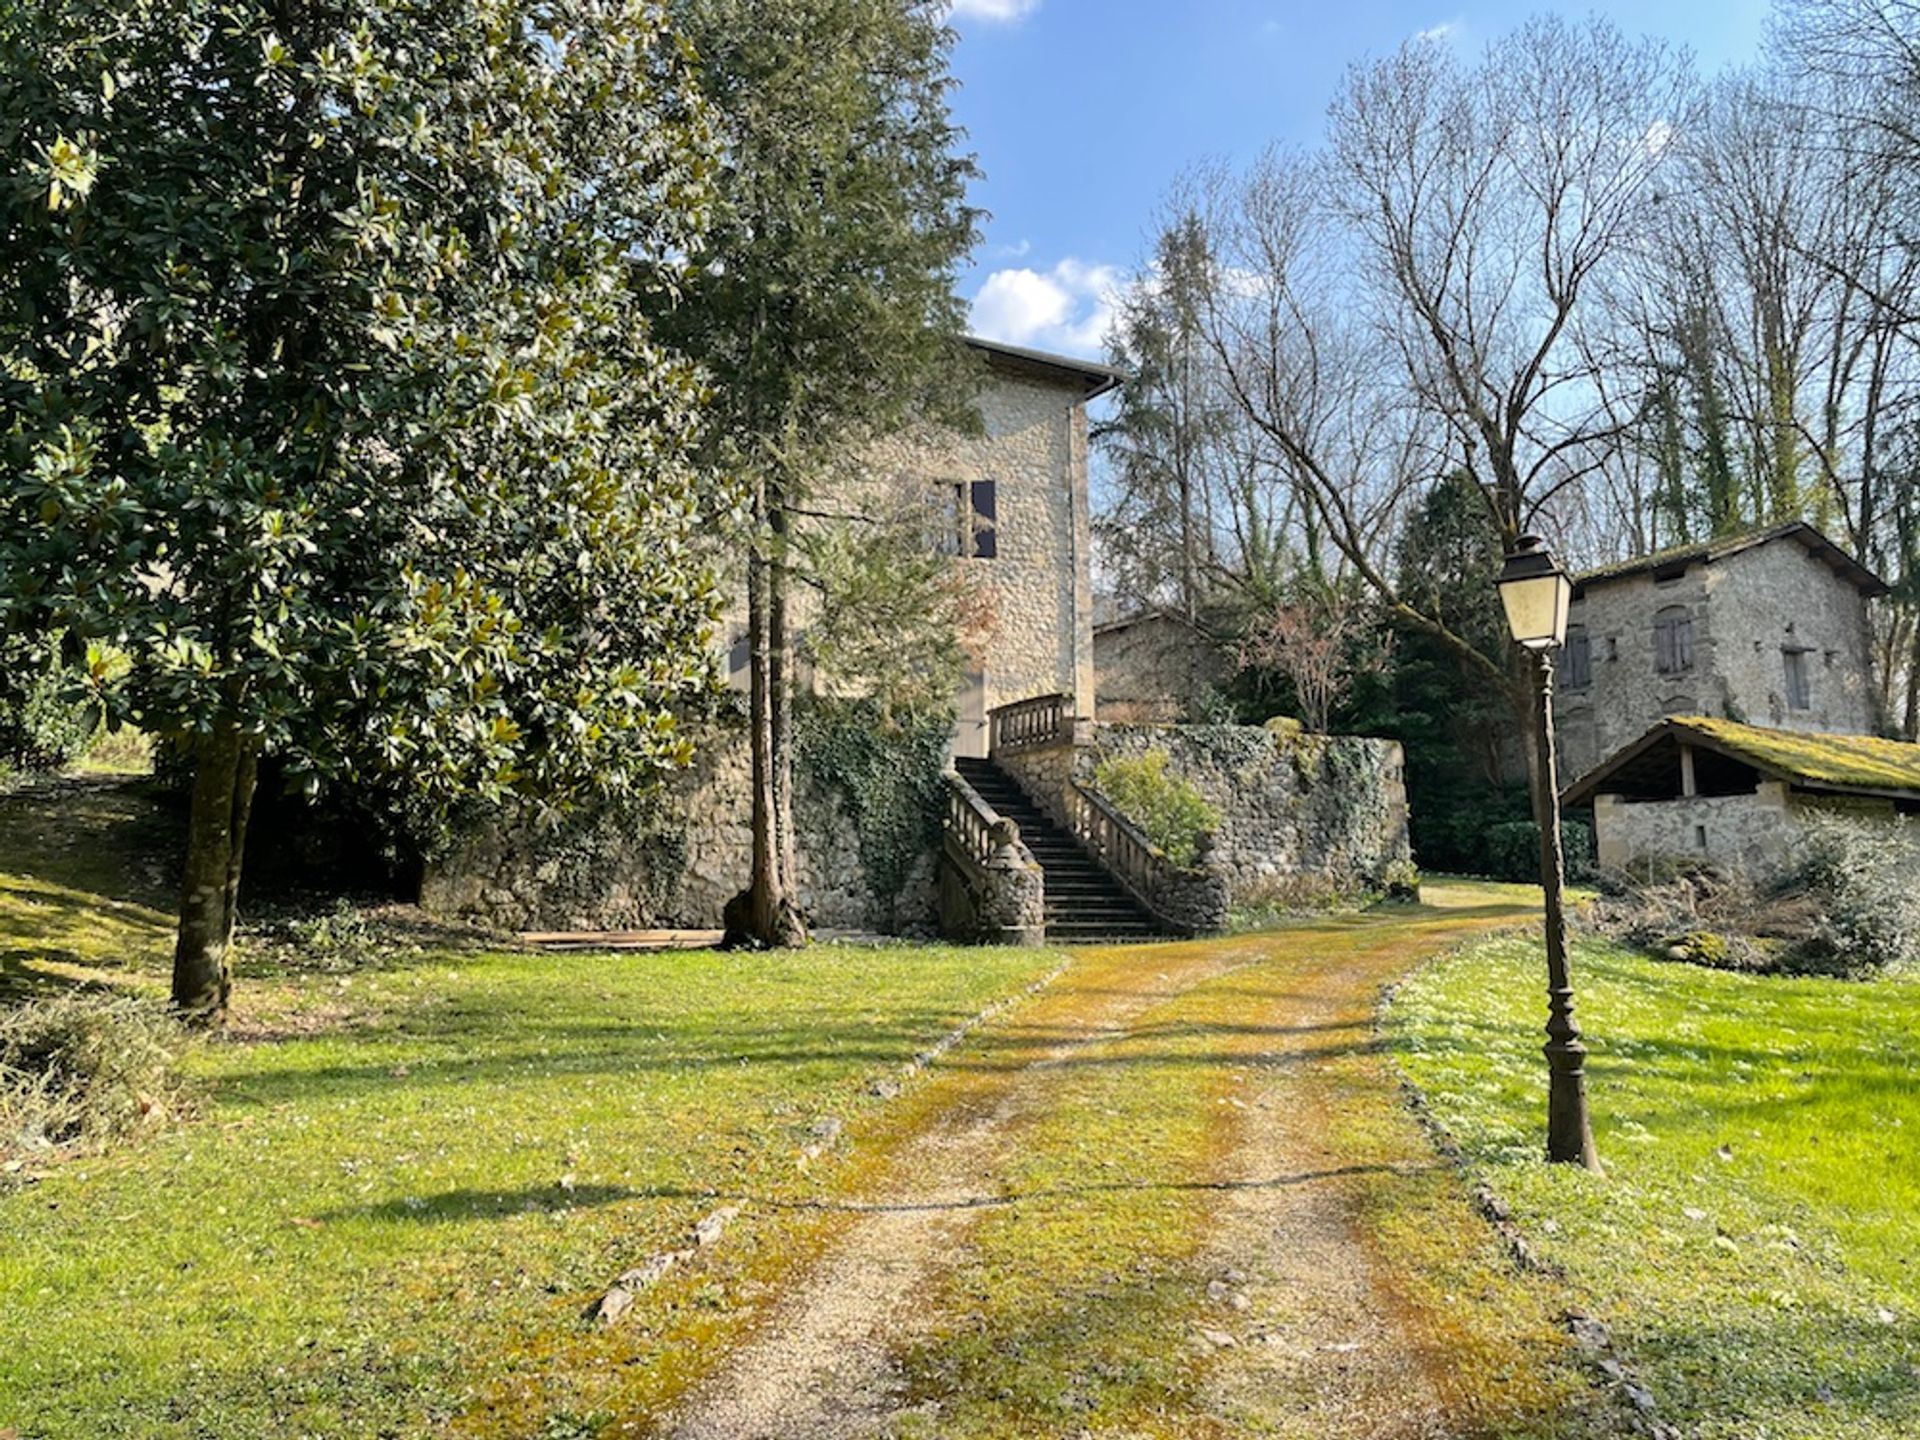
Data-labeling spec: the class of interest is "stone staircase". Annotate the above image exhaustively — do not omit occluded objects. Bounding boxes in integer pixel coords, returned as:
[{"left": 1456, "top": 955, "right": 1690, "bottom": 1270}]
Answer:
[{"left": 954, "top": 756, "right": 1171, "bottom": 944}]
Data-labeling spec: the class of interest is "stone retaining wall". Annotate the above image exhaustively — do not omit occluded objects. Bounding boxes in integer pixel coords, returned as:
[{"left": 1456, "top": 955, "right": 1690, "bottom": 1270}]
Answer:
[
  {"left": 1088, "top": 724, "right": 1412, "bottom": 907},
  {"left": 420, "top": 718, "right": 938, "bottom": 935}
]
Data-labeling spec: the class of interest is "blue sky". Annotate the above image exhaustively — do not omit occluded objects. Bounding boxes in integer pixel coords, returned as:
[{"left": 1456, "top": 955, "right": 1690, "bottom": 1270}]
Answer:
[{"left": 949, "top": 0, "right": 1774, "bottom": 358}]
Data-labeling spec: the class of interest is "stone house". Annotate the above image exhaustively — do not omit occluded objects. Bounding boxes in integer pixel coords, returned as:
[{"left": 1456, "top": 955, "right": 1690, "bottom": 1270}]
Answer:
[
  {"left": 1563, "top": 716, "right": 1920, "bottom": 879},
  {"left": 1091, "top": 610, "right": 1230, "bottom": 723},
  {"left": 1554, "top": 521, "right": 1884, "bottom": 781},
  {"left": 1553, "top": 522, "right": 1918, "bottom": 877},
  {"left": 423, "top": 338, "right": 1413, "bottom": 942},
  {"left": 720, "top": 337, "right": 1115, "bottom": 757}
]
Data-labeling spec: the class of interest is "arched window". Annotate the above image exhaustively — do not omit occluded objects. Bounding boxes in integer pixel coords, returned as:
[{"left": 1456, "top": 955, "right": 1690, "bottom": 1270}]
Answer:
[{"left": 1653, "top": 606, "right": 1693, "bottom": 675}]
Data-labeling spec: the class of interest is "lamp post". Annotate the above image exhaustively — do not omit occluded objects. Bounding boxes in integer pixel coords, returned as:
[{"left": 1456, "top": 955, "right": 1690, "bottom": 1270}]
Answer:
[{"left": 1496, "top": 535, "right": 1601, "bottom": 1171}]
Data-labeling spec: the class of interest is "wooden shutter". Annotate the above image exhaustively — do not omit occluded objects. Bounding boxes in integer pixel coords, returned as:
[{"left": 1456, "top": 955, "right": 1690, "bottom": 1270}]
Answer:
[{"left": 969, "top": 480, "right": 997, "bottom": 559}]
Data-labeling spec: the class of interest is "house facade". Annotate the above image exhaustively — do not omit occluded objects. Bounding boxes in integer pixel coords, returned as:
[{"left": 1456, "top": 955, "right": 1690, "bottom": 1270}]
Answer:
[
  {"left": 1555, "top": 523, "right": 1912, "bottom": 877},
  {"left": 1554, "top": 522, "right": 1884, "bottom": 782}
]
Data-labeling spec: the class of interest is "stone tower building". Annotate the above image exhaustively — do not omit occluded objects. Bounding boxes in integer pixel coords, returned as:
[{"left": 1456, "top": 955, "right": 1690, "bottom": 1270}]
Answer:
[{"left": 1553, "top": 522, "right": 1885, "bottom": 782}]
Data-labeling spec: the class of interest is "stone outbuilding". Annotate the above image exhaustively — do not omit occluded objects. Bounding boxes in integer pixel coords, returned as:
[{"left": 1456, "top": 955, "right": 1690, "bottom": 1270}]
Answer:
[
  {"left": 1553, "top": 522, "right": 1885, "bottom": 781},
  {"left": 1563, "top": 715, "right": 1920, "bottom": 879},
  {"left": 1092, "top": 610, "right": 1230, "bottom": 723}
]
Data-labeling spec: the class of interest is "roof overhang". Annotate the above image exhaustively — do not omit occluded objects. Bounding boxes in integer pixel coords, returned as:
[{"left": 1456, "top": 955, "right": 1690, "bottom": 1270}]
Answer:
[
  {"left": 1573, "top": 521, "right": 1889, "bottom": 600},
  {"left": 966, "top": 336, "right": 1125, "bottom": 400},
  {"left": 1562, "top": 716, "right": 1920, "bottom": 807}
]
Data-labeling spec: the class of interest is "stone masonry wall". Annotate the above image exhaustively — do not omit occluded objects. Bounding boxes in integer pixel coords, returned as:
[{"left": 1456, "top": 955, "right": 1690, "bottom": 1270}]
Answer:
[
  {"left": 1093, "top": 614, "right": 1229, "bottom": 724},
  {"left": 860, "top": 372, "right": 1095, "bottom": 731},
  {"left": 1557, "top": 539, "right": 1878, "bottom": 781},
  {"left": 996, "top": 723, "right": 1412, "bottom": 910},
  {"left": 1593, "top": 782, "right": 1897, "bottom": 881},
  {"left": 1087, "top": 724, "right": 1412, "bottom": 906},
  {"left": 1706, "top": 542, "right": 1877, "bottom": 736},
  {"left": 420, "top": 718, "right": 937, "bottom": 936}
]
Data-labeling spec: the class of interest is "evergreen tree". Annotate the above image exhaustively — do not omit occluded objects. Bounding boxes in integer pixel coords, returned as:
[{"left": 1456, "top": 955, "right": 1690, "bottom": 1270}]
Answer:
[
  {"left": 657, "top": 0, "right": 980, "bottom": 947},
  {"left": 0, "top": 0, "right": 720, "bottom": 1020}
]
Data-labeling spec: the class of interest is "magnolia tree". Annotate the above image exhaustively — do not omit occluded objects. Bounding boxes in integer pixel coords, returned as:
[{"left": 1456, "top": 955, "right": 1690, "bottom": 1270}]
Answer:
[{"left": 0, "top": 0, "right": 723, "bottom": 1021}]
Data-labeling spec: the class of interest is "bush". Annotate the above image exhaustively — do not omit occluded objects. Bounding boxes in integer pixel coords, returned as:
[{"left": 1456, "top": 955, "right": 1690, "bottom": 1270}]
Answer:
[
  {"left": 1, "top": 993, "right": 184, "bottom": 1159},
  {"left": 1791, "top": 812, "right": 1920, "bottom": 977},
  {"left": 0, "top": 635, "right": 98, "bottom": 775},
  {"left": 1090, "top": 749, "right": 1221, "bottom": 869},
  {"left": 1483, "top": 819, "right": 1595, "bottom": 884},
  {"left": 1588, "top": 813, "right": 1920, "bottom": 978}
]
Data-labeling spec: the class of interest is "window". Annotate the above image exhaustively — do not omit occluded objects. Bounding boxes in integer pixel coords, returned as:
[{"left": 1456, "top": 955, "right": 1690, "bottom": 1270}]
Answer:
[
  {"left": 1783, "top": 647, "right": 1812, "bottom": 710},
  {"left": 1653, "top": 606, "right": 1693, "bottom": 675},
  {"left": 928, "top": 480, "right": 997, "bottom": 559},
  {"left": 969, "top": 480, "right": 997, "bottom": 559},
  {"left": 1560, "top": 626, "right": 1592, "bottom": 689}
]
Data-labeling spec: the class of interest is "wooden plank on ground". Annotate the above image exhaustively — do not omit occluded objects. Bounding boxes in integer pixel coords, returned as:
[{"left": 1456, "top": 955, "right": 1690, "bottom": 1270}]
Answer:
[{"left": 520, "top": 929, "right": 725, "bottom": 951}]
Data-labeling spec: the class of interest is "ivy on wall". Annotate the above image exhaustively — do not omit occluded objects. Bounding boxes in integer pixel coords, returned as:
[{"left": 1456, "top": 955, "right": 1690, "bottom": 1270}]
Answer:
[{"left": 795, "top": 695, "right": 951, "bottom": 921}]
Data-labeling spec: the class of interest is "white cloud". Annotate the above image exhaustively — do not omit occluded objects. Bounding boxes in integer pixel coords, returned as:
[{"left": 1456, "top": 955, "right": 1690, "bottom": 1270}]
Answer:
[
  {"left": 947, "top": 0, "right": 1041, "bottom": 22},
  {"left": 969, "top": 257, "right": 1124, "bottom": 358},
  {"left": 1415, "top": 19, "right": 1459, "bottom": 43}
]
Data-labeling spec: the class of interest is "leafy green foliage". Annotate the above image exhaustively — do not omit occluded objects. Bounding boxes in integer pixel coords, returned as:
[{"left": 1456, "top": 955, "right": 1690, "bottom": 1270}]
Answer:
[
  {"left": 1090, "top": 749, "right": 1220, "bottom": 868},
  {"left": 0, "top": 634, "right": 97, "bottom": 774},
  {"left": 795, "top": 696, "right": 950, "bottom": 920},
  {"left": 0, "top": 0, "right": 722, "bottom": 837},
  {"left": 1395, "top": 934, "right": 1920, "bottom": 1439},
  {"left": 1485, "top": 820, "right": 1596, "bottom": 885}
]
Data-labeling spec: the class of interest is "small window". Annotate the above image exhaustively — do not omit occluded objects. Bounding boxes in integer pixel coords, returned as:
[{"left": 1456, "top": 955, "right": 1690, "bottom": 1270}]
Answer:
[
  {"left": 1654, "top": 606, "right": 1693, "bottom": 675},
  {"left": 969, "top": 480, "right": 997, "bottom": 559},
  {"left": 1783, "top": 648, "right": 1812, "bottom": 710},
  {"left": 928, "top": 480, "right": 997, "bottom": 559},
  {"left": 1560, "top": 627, "right": 1592, "bottom": 689},
  {"left": 1695, "top": 824, "right": 1708, "bottom": 851}
]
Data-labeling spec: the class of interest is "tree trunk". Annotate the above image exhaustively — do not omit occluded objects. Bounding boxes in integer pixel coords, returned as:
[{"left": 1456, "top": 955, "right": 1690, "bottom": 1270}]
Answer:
[
  {"left": 724, "top": 470, "right": 807, "bottom": 949},
  {"left": 770, "top": 497, "right": 802, "bottom": 912},
  {"left": 171, "top": 719, "right": 258, "bottom": 1024}
]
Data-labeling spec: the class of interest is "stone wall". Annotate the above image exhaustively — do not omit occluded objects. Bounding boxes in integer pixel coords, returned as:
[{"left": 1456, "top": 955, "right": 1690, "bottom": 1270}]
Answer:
[
  {"left": 1087, "top": 724, "right": 1412, "bottom": 906},
  {"left": 1593, "top": 782, "right": 1899, "bottom": 881},
  {"left": 1093, "top": 613, "right": 1229, "bottom": 724},
  {"left": 419, "top": 716, "right": 938, "bottom": 935},
  {"left": 1558, "top": 538, "right": 1878, "bottom": 780},
  {"left": 1707, "top": 542, "right": 1878, "bottom": 736},
  {"left": 995, "top": 721, "right": 1413, "bottom": 910}
]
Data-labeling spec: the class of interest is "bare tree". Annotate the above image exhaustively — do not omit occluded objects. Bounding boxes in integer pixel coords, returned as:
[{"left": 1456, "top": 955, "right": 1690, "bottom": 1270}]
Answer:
[{"left": 1191, "top": 17, "right": 1697, "bottom": 706}]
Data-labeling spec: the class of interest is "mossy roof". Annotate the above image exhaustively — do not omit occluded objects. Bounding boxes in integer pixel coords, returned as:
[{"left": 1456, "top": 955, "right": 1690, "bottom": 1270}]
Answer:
[
  {"left": 1573, "top": 521, "right": 1887, "bottom": 597},
  {"left": 1564, "top": 715, "right": 1920, "bottom": 805}
]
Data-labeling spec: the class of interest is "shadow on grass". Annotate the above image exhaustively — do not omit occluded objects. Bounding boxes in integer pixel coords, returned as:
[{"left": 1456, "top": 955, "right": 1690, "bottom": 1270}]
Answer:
[
  {"left": 319, "top": 1162, "right": 1422, "bottom": 1228},
  {"left": 205, "top": 1006, "right": 1392, "bottom": 1107},
  {"left": 1624, "top": 1303, "right": 1920, "bottom": 1432},
  {"left": 324, "top": 1182, "right": 643, "bottom": 1224}
]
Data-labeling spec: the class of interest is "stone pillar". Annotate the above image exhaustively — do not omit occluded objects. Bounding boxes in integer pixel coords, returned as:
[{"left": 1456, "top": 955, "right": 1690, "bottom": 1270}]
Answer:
[{"left": 978, "top": 819, "right": 1045, "bottom": 946}]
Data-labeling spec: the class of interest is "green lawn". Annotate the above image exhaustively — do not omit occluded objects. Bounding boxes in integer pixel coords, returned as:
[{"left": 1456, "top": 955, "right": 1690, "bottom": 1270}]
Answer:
[
  {"left": 0, "top": 779, "right": 1062, "bottom": 1439},
  {"left": 1391, "top": 933, "right": 1920, "bottom": 1440}
]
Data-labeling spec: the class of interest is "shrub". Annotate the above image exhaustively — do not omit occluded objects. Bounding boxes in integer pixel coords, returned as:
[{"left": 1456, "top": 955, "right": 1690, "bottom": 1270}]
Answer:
[
  {"left": 1791, "top": 812, "right": 1920, "bottom": 977},
  {"left": 1090, "top": 749, "right": 1221, "bottom": 869},
  {"left": 0, "top": 635, "right": 98, "bottom": 775},
  {"left": 1484, "top": 819, "right": 1595, "bottom": 884},
  {"left": 1, "top": 993, "right": 184, "bottom": 1159}
]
